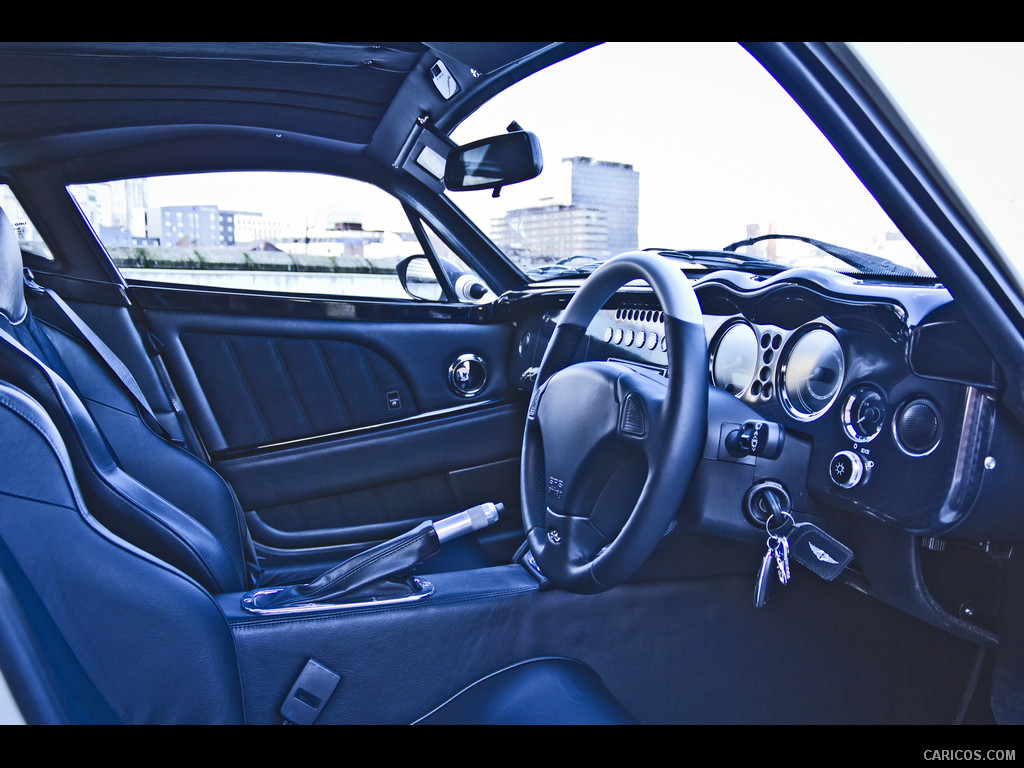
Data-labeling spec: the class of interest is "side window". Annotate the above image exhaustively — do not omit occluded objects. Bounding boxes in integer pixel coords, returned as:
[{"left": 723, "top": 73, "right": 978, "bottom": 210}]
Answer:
[
  {"left": 0, "top": 184, "right": 54, "bottom": 261},
  {"left": 68, "top": 172, "right": 451, "bottom": 300}
]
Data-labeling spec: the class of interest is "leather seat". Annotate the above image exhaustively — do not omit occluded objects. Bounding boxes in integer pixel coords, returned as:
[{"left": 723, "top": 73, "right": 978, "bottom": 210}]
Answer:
[
  {"left": 0, "top": 206, "right": 257, "bottom": 592},
  {"left": 0, "top": 379, "right": 635, "bottom": 724}
]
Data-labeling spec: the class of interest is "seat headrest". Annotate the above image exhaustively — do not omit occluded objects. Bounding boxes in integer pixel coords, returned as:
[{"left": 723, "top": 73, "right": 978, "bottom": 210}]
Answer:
[{"left": 0, "top": 207, "right": 27, "bottom": 324}]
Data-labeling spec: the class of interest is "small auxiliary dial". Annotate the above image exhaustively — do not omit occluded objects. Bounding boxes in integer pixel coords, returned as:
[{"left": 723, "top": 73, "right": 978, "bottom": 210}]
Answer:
[
  {"left": 829, "top": 450, "right": 868, "bottom": 489},
  {"left": 841, "top": 384, "right": 887, "bottom": 443}
]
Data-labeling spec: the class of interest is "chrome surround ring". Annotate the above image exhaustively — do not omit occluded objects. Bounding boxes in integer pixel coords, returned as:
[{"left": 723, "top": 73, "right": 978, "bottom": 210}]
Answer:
[
  {"left": 778, "top": 325, "right": 845, "bottom": 422},
  {"left": 448, "top": 354, "right": 487, "bottom": 397}
]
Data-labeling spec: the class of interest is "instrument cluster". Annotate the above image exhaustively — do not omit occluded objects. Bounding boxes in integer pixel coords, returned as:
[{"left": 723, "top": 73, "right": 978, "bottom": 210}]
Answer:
[{"left": 709, "top": 320, "right": 846, "bottom": 423}]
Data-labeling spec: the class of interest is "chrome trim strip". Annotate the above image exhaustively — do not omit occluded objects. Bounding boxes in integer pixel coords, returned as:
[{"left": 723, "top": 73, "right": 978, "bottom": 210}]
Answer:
[
  {"left": 240, "top": 578, "right": 435, "bottom": 616},
  {"left": 212, "top": 399, "right": 510, "bottom": 460}
]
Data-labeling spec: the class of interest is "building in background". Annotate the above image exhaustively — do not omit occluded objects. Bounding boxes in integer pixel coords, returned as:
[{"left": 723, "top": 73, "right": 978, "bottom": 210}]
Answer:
[{"left": 491, "top": 156, "right": 639, "bottom": 270}]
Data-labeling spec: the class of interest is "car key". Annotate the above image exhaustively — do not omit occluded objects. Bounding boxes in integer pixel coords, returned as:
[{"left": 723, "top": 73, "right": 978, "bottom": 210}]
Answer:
[
  {"left": 771, "top": 533, "right": 791, "bottom": 584},
  {"left": 754, "top": 542, "right": 776, "bottom": 607},
  {"left": 765, "top": 508, "right": 793, "bottom": 585},
  {"left": 787, "top": 521, "right": 853, "bottom": 581}
]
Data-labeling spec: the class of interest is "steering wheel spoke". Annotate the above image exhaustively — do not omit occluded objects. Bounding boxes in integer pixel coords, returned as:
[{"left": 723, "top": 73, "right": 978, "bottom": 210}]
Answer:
[
  {"left": 522, "top": 252, "right": 708, "bottom": 593},
  {"left": 614, "top": 366, "right": 668, "bottom": 457}
]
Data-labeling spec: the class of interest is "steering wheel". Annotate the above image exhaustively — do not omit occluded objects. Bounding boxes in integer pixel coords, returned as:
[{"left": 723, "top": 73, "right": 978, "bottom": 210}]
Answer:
[{"left": 521, "top": 252, "right": 708, "bottom": 593}]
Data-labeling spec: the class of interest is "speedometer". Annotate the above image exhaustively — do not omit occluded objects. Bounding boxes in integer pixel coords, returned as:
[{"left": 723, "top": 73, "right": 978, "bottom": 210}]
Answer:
[
  {"left": 711, "top": 322, "right": 758, "bottom": 395},
  {"left": 780, "top": 328, "right": 845, "bottom": 420}
]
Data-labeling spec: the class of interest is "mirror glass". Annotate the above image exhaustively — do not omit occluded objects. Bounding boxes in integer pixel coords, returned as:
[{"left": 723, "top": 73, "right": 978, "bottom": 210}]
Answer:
[
  {"left": 397, "top": 255, "right": 443, "bottom": 300},
  {"left": 445, "top": 131, "right": 542, "bottom": 191}
]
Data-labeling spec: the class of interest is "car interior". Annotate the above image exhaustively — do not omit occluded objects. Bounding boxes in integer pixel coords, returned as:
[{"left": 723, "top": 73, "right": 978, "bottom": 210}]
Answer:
[{"left": 0, "top": 42, "right": 1022, "bottom": 726}]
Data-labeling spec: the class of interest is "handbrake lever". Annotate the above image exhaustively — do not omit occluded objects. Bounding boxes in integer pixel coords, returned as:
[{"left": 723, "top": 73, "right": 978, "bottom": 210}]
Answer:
[{"left": 242, "top": 502, "right": 503, "bottom": 614}]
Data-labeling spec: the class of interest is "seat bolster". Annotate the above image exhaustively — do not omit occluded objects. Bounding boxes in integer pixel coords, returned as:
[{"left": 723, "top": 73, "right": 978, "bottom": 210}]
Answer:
[
  {"left": 39, "top": 320, "right": 254, "bottom": 582},
  {"left": 0, "top": 334, "right": 246, "bottom": 592},
  {"left": 0, "top": 382, "right": 244, "bottom": 723}
]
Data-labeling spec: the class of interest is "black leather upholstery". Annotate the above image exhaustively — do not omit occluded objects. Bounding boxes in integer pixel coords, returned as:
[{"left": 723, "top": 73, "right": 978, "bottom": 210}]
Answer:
[
  {"left": 0, "top": 206, "right": 258, "bottom": 593},
  {"left": 0, "top": 381, "right": 245, "bottom": 723},
  {"left": 0, "top": 380, "right": 636, "bottom": 724},
  {"left": 179, "top": 331, "right": 418, "bottom": 449},
  {"left": 0, "top": 326, "right": 250, "bottom": 593}
]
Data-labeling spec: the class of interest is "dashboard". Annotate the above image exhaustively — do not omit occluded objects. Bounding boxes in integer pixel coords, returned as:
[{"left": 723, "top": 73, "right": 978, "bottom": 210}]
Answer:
[
  {"left": 504, "top": 267, "right": 1020, "bottom": 623},
  {"left": 502, "top": 265, "right": 1024, "bottom": 641}
]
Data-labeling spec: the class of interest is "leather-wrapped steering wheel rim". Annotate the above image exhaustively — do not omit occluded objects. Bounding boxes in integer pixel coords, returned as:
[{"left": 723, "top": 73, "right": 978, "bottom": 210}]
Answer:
[{"left": 521, "top": 251, "right": 708, "bottom": 593}]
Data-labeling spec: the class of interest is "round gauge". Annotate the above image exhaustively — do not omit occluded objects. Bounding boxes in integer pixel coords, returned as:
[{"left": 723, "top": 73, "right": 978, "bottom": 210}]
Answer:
[
  {"left": 842, "top": 385, "right": 887, "bottom": 442},
  {"left": 781, "top": 328, "right": 845, "bottom": 419},
  {"left": 711, "top": 323, "right": 758, "bottom": 395}
]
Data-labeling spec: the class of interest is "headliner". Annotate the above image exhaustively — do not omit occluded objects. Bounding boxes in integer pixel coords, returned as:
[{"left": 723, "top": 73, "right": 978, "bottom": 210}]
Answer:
[{"left": 0, "top": 42, "right": 581, "bottom": 177}]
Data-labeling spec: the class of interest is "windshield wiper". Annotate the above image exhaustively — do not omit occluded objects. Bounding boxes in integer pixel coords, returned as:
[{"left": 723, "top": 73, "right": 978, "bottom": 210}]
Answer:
[
  {"left": 527, "top": 249, "right": 789, "bottom": 280},
  {"left": 722, "top": 233, "right": 919, "bottom": 277},
  {"left": 526, "top": 256, "right": 605, "bottom": 280},
  {"left": 647, "top": 248, "right": 788, "bottom": 274}
]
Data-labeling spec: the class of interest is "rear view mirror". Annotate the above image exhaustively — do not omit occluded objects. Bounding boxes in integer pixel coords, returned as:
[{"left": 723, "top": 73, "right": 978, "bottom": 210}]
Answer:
[{"left": 445, "top": 131, "right": 543, "bottom": 193}]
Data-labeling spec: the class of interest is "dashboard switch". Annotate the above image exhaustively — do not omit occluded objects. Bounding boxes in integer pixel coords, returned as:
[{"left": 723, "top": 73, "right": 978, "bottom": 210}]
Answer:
[
  {"left": 725, "top": 420, "right": 785, "bottom": 459},
  {"left": 830, "top": 450, "right": 866, "bottom": 488}
]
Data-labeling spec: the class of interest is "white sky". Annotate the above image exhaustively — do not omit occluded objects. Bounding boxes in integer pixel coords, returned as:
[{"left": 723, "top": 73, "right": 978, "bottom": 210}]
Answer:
[
  {"left": 853, "top": 42, "right": 1024, "bottom": 270},
  {"left": 454, "top": 42, "right": 1024, "bottom": 270}
]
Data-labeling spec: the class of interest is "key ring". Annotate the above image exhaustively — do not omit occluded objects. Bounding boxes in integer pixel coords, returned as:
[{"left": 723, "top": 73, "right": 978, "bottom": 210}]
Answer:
[{"left": 766, "top": 509, "right": 794, "bottom": 539}]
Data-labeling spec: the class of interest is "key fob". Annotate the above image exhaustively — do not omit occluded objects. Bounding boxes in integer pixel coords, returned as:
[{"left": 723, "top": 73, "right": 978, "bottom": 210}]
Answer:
[{"left": 789, "top": 523, "right": 853, "bottom": 581}]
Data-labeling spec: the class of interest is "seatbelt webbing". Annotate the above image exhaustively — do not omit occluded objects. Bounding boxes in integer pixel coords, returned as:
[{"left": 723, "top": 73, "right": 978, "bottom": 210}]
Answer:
[{"left": 24, "top": 272, "right": 165, "bottom": 437}]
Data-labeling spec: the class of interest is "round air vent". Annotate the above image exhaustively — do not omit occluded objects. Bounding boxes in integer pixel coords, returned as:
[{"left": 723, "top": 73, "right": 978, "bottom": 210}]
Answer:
[{"left": 893, "top": 398, "right": 941, "bottom": 456}]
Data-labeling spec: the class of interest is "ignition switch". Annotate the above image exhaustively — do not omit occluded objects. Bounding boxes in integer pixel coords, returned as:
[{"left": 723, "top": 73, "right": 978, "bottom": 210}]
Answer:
[{"left": 743, "top": 481, "right": 792, "bottom": 527}]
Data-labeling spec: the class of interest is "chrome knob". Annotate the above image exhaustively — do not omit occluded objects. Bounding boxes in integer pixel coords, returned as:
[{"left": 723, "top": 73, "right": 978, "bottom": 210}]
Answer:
[{"left": 829, "top": 450, "right": 866, "bottom": 489}]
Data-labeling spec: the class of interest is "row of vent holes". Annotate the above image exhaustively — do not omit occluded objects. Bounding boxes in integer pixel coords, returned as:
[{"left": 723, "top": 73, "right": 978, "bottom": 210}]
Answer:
[{"left": 615, "top": 308, "right": 665, "bottom": 323}]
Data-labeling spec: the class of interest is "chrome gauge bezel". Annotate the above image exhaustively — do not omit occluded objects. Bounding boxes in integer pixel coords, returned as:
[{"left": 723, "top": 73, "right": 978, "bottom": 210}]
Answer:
[
  {"left": 841, "top": 384, "right": 888, "bottom": 443},
  {"left": 708, "top": 320, "right": 759, "bottom": 396},
  {"left": 778, "top": 325, "right": 846, "bottom": 422},
  {"left": 708, "top": 319, "right": 789, "bottom": 405}
]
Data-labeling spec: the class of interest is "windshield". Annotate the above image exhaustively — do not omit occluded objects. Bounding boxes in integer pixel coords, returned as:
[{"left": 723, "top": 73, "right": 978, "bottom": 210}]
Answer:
[
  {"left": 448, "top": 42, "right": 933, "bottom": 281},
  {"left": 851, "top": 42, "right": 1024, "bottom": 283}
]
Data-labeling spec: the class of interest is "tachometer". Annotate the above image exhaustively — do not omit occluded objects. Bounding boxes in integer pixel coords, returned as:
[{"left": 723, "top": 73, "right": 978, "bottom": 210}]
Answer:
[
  {"left": 780, "top": 328, "right": 845, "bottom": 420},
  {"left": 711, "top": 322, "right": 758, "bottom": 395}
]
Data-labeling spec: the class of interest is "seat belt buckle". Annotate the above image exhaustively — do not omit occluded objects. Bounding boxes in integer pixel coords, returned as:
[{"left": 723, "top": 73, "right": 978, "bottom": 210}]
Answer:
[{"left": 280, "top": 659, "right": 341, "bottom": 725}]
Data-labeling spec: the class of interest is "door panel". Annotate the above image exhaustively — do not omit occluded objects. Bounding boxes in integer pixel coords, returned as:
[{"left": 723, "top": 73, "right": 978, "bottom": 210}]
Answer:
[
  {"left": 177, "top": 330, "right": 422, "bottom": 450},
  {"left": 132, "top": 285, "right": 526, "bottom": 567}
]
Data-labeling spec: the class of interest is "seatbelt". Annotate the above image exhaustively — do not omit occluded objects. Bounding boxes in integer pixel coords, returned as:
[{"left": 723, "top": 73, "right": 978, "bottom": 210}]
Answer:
[
  {"left": 23, "top": 270, "right": 170, "bottom": 441},
  {"left": 125, "top": 300, "right": 210, "bottom": 462}
]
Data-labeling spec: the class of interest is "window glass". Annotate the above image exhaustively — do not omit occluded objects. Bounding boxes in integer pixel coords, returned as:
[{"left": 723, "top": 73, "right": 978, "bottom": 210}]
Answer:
[
  {"left": 0, "top": 184, "right": 53, "bottom": 260},
  {"left": 69, "top": 172, "right": 431, "bottom": 299}
]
